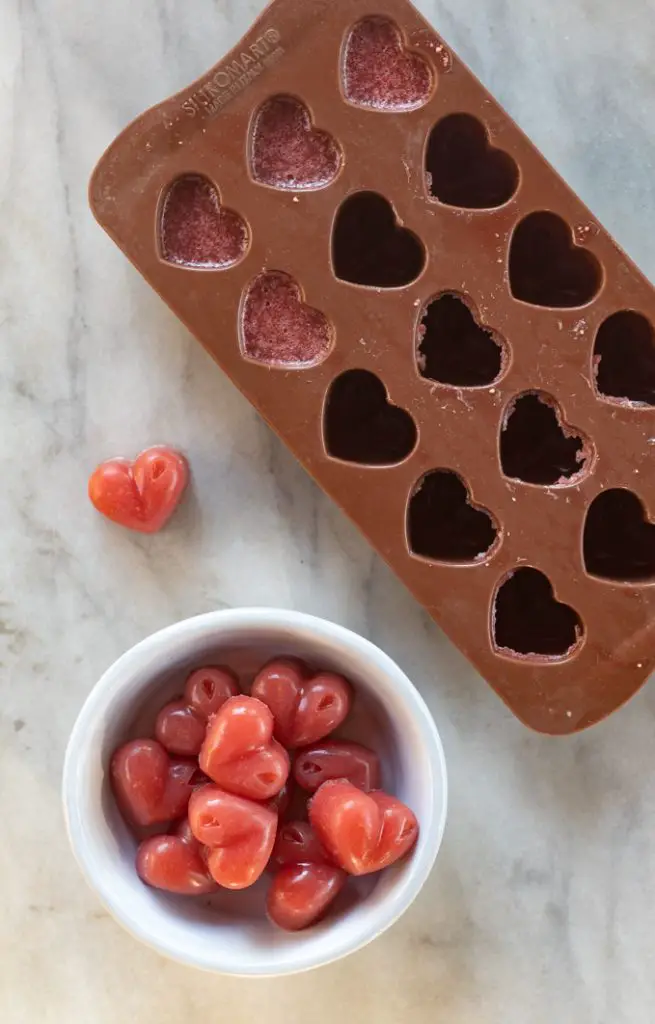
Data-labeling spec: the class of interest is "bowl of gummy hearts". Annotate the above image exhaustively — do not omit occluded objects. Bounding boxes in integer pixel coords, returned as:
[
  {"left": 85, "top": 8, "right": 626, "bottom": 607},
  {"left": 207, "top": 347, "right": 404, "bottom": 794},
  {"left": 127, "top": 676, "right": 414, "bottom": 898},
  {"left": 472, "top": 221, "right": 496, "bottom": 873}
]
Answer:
[{"left": 63, "top": 608, "right": 447, "bottom": 975}]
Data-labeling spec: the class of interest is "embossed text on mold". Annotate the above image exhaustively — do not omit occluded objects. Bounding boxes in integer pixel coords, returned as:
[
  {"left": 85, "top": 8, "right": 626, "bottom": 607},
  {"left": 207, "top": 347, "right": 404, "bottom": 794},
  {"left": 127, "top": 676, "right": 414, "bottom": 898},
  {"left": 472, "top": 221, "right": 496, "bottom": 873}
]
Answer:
[{"left": 182, "top": 29, "right": 284, "bottom": 118}]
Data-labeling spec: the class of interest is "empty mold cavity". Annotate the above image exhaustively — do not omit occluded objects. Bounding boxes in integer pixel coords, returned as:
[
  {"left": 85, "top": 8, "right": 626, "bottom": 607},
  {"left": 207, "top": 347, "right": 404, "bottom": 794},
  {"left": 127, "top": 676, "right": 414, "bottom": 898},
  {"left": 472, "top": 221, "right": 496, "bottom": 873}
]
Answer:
[
  {"left": 583, "top": 489, "right": 655, "bottom": 583},
  {"left": 324, "top": 369, "right": 417, "bottom": 465},
  {"left": 407, "top": 470, "right": 498, "bottom": 563},
  {"left": 342, "top": 16, "right": 433, "bottom": 111},
  {"left": 160, "top": 174, "right": 249, "bottom": 269},
  {"left": 249, "top": 95, "right": 342, "bottom": 191},
  {"left": 417, "top": 293, "right": 505, "bottom": 387},
  {"left": 509, "top": 212, "right": 602, "bottom": 308},
  {"left": 240, "top": 271, "right": 333, "bottom": 367},
  {"left": 492, "top": 567, "right": 584, "bottom": 659},
  {"left": 593, "top": 311, "right": 655, "bottom": 406},
  {"left": 500, "top": 392, "right": 591, "bottom": 486},
  {"left": 332, "top": 192, "right": 425, "bottom": 288},
  {"left": 425, "top": 114, "right": 519, "bottom": 209}
]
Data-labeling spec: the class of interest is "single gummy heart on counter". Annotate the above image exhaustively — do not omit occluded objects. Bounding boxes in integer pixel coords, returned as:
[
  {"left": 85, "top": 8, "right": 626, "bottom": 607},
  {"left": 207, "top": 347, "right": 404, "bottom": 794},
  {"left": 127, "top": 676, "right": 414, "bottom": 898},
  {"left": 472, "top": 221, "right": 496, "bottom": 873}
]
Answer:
[
  {"left": 159, "top": 174, "right": 249, "bottom": 269},
  {"left": 271, "top": 821, "right": 334, "bottom": 869},
  {"left": 509, "top": 211, "right": 602, "bottom": 308},
  {"left": 251, "top": 658, "right": 352, "bottom": 748},
  {"left": 111, "top": 739, "right": 205, "bottom": 827},
  {"left": 240, "top": 271, "right": 334, "bottom": 367},
  {"left": 293, "top": 740, "right": 381, "bottom": 793},
  {"left": 199, "top": 695, "right": 290, "bottom": 800},
  {"left": 88, "top": 446, "right": 188, "bottom": 534},
  {"left": 136, "top": 834, "right": 217, "bottom": 895},
  {"left": 189, "top": 785, "right": 277, "bottom": 889},
  {"left": 267, "top": 863, "right": 347, "bottom": 931},
  {"left": 309, "top": 780, "right": 419, "bottom": 876},
  {"left": 343, "top": 16, "right": 433, "bottom": 111},
  {"left": 249, "top": 95, "right": 342, "bottom": 191},
  {"left": 323, "top": 369, "right": 417, "bottom": 465}
]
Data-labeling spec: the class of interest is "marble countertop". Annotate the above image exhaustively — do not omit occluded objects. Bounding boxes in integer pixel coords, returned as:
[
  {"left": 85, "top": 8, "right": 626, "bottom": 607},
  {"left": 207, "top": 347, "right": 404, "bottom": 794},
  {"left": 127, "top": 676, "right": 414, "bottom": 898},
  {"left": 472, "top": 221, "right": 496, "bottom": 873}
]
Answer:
[{"left": 3, "top": 0, "right": 655, "bottom": 1020}]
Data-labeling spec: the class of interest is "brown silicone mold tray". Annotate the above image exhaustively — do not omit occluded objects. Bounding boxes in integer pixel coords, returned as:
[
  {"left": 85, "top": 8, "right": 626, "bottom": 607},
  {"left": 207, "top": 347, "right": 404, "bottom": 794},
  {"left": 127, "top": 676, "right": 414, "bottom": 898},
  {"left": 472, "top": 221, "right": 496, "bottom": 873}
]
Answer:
[{"left": 90, "top": 0, "right": 655, "bottom": 734}]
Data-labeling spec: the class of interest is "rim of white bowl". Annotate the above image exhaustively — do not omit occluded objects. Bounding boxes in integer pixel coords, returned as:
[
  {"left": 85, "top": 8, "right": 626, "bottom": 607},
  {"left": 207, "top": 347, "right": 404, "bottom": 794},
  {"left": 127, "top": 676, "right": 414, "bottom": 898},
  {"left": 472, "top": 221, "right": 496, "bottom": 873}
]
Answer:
[{"left": 62, "top": 608, "right": 448, "bottom": 976}]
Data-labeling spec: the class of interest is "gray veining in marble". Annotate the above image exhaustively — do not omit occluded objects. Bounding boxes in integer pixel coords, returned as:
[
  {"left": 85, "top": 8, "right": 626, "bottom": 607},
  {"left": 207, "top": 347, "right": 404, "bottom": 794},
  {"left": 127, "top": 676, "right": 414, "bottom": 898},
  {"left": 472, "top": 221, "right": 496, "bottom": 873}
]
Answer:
[{"left": 2, "top": 1, "right": 655, "bottom": 1021}]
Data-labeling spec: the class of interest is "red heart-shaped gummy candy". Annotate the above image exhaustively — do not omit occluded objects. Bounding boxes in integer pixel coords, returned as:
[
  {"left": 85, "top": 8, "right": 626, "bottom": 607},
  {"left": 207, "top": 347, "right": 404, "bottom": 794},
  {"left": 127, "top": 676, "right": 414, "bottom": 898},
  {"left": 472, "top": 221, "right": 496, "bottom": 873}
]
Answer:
[
  {"left": 309, "top": 780, "right": 418, "bottom": 875},
  {"left": 251, "top": 659, "right": 352, "bottom": 748},
  {"left": 267, "top": 863, "right": 346, "bottom": 931},
  {"left": 294, "top": 740, "right": 381, "bottom": 793},
  {"left": 271, "top": 820, "right": 333, "bottom": 869},
  {"left": 155, "top": 699, "right": 206, "bottom": 756},
  {"left": 136, "top": 834, "right": 217, "bottom": 895},
  {"left": 88, "top": 446, "right": 188, "bottom": 534},
  {"left": 199, "top": 695, "right": 289, "bottom": 801},
  {"left": 189, "top": 785, "right": 277, "bottom": 889},
  {"left": 184, "top": 666, "right": 239, "bottom": 718},
  {"left": 111, "top": 739, "right": 203, "bottom": 827}
]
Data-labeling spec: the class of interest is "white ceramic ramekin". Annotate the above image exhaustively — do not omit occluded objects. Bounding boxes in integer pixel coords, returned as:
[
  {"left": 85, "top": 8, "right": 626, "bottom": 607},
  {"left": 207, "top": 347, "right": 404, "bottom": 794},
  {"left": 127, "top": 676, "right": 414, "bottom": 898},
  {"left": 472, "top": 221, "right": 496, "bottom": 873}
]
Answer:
[{"left": 63, "top": 608, "right": 447, "bottom": 976}]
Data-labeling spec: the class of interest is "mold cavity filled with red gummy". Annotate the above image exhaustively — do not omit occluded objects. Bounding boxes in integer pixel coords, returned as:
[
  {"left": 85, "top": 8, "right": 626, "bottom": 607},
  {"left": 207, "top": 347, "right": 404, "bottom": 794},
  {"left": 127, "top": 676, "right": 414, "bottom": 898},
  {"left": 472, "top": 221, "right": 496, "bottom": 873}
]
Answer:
[
  {"left": 492, "top": 567, "right": 584, "bottom": 659},
  {"left": 408, "top": 470, "right": 498, "bottom": 564},
  {"left": 500, "top": 392, "right": 591, "bottom": 486},
  {"left": 160, "top": 175, "right": 249, "bottom": 269},
  {"left": 250, "top": 95, "right": 342, "bottom": 191},
  {"left": 418, "top": 294, "right": 505, "bottom": 387},
  {"left": 593, "top": 311, "right": 655, "bottom": 406},
  {"left": 342, "top": 16, "right": 433, "bottom": 111},
  {"left": 332, "top": 192, "right": 425, "bottom": 288},
  {"left": 240, "top": 271, "right": 333, "bottom": 367}
]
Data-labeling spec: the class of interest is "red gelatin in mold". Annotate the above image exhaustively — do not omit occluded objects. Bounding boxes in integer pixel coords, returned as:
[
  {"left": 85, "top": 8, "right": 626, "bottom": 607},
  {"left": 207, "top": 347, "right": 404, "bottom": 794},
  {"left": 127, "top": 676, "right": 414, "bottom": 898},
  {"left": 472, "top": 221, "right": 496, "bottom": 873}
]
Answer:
[
  {"left": 160, "top": 175, "right": 249, "bottom": 269},
  {"left": 240, "top": 271, "right": 333, "bottom": 367},
  {"left": 250, "top": 95, "right": 342, "bottom": 191},
  {"left": 343, "top": 16, "right": 433, "bottom": 112}
]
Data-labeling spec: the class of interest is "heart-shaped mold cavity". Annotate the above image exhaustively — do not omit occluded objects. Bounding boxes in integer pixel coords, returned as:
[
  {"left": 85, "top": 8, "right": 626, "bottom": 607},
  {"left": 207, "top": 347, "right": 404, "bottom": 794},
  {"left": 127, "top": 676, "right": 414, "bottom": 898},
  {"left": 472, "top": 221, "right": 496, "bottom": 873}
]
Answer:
[
  {"left": 584, "top": 489, "right": 655, "bottom": 582},
  {"left": 407, "top": 470, "right": 499, "bottom": 563},
  {"left": 160, "top": 175, "right": 249, "bottom": 269},
  {"left": 240, "top": 271, "right": 333, "bottom": 367},
  {"left": 249, "top": 95, "right": 342, "bottom": 191},
  {"left": 342, "top": 16, "right": 434, "bottom": 112},
  {"left": 593, "top": 311, "right": 655, "bottom": 406},
  {"left": 500, "top": 392, "right": 591, "bottom": 485},
  {"left": 492, "top": 567, "right": 584, "bottom": 659},
  {"left": 324, "top": 369, "right": 417, "bottom": 465},
  {"left": 332, "top": 192, "right": 425, "bottom": 288},
  {"left": 509, "top": 212, "right": 602, "bottom": 307},
  {"left": 417, "top": 293, "right": 506, "bottom": 387},
  {"left": 425, "top": 114, "right": 519, "bottom": 209}
]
